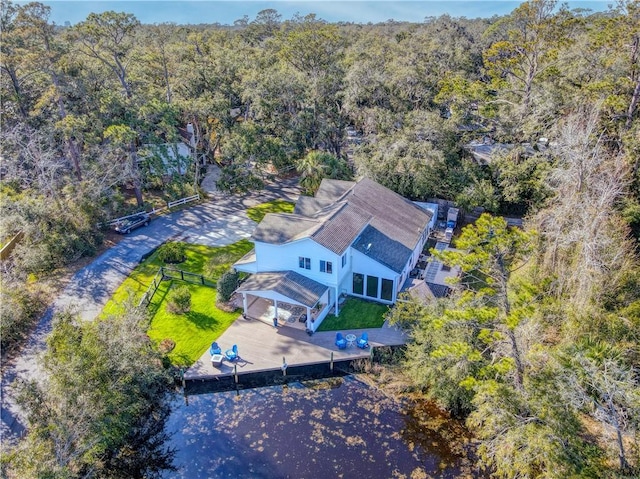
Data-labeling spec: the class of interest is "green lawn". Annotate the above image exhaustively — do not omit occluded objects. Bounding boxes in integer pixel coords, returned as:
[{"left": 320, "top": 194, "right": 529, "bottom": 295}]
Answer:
[
  {"left": 246, "top": 199, "right": 295, "bottom": 222},
  {"left": 317, "top": 298, "right": 389, "bottom": 331},
  {"left": 147, "top": 282, "right": 238, "bottom": 366},
  {"left": 101, "top": 240, "right": 254, "bottom": 366},
  {"left": 102, "top": 240, "right": 253, "bottom": 316}
]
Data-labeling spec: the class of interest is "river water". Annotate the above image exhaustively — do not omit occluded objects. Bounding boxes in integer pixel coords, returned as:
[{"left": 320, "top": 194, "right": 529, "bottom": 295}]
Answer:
[{"left": 164, "top": 376, "right": 476, "bottom": 478}]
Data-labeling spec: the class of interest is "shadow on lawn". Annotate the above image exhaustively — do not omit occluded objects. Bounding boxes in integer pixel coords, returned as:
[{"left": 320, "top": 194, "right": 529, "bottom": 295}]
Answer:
[
  {"left": 184, "top": 311, "right": 220, "bottom": 330},
  {"left": 148, "top": 285, "right": 172, "bottom": 315}
]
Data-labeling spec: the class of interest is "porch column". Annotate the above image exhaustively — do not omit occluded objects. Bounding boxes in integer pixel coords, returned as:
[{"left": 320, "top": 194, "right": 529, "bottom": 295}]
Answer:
[
  {"left": 274, "top": 299, "right": 279, "bottom": 320},
  {"left": 242, "top": 293, "right": 248, "bottom": 316},
  {"left": 334, "top": 286, "right": 340, "bottom": 316},
  {"left": 306, "top": 306, "right": 312, "bottom": 329}
]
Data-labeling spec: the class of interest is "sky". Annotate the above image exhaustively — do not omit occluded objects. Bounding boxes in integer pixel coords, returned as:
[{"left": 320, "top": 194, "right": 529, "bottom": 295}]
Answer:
[{"left": 16, "top": 1, "right": 613, "bottom": 26}]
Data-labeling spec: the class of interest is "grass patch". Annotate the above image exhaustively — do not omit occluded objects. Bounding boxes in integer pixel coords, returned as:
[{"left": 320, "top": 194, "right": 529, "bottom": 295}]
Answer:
[
  {"left": 317, "top": 298, "right": 388, "bottom": 331},
  {"left": 147, "top": 282, "right": 239, "bottom": 367},
  {"left": 246, "top": 199, "right": 295, "bottom": 222},
  {"left": 101, "top": 240, "right": 253, "bottom": 366},
  {"left": 102, "top": 240, "right": 252, "bottom": 316}
]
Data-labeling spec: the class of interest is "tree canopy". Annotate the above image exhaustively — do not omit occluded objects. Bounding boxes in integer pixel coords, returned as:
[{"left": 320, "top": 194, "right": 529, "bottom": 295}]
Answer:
[{"left": 1, "top": 1, "right": 639, "bottom": 476}]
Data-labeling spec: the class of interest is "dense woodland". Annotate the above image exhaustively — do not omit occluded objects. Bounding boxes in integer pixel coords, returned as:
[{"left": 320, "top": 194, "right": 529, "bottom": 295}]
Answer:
[{"left": 1, "top": 0, "right": 639, "bottom": 477}]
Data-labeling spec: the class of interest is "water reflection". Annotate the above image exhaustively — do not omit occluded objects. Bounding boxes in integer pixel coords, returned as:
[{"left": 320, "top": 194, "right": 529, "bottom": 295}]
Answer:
[{"left": 165, "top": 376, "right": 474, "bottom": 478}]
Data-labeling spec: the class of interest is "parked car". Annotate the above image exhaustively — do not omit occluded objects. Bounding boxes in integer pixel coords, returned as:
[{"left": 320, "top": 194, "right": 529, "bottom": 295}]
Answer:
[{"left": 114, "top": 213, "right": 150, "bottom": 234}]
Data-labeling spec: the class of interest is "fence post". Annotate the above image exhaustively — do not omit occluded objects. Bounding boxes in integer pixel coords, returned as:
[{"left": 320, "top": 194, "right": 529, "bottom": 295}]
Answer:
[
  {"left": 234, "top": 364, "right": 238, "bottom": 384},
  {"left": 181, "top": 270, "right": 184, "bottom": 281},
  {"left": 282, "top": 356, "right": 288, "bottom": 376},
  {"left": 201, "top": 275, "right": 204, "bottom": 285},
  {"left": 330, "top": 352, "right": 334, "bottom": 372}
]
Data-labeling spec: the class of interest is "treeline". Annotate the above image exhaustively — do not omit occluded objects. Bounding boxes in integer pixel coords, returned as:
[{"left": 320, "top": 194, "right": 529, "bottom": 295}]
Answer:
[
  {"left": 1, "top": 0, "right": 638, "bottom": 272},
  {"left": 1, "top": 0, "right": 639, "bottom": 476},
  {"left": 1, "top": 308, "right": 176, "bottom": 478},
  {"left": 392, "top": 145, "right": 640, "bottom": 475}
]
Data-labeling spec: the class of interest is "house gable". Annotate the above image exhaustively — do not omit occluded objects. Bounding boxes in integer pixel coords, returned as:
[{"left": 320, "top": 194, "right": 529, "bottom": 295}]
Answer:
[
  {"left": 352, "top": 225, "right": 412, "bottom": 273},
  {"left": 234, "top": 177, "right": 434, "bottom": 313}
]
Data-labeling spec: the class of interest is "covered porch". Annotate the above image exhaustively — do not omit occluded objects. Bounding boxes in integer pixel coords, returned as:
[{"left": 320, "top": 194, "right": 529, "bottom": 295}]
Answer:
[{"left": 236, "top": 271, "right": 331, "bottom": 333}]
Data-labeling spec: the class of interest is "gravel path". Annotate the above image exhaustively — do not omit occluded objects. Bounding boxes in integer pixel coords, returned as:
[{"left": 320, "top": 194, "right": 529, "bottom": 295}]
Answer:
[{"left": 0, "top": 179, "right": 300, "bottom": 445}]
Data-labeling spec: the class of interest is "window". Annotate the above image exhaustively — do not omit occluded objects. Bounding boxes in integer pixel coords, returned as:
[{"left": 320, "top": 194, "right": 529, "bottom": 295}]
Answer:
[
  {"left": 381, "top": 279, "right": 393, "bottom": 301},
  {"left": 353, "top": 273, "right": 364, "bottom": 295},
  {"left": 341, "top": 253, "right": 347, "bottom": 267},
  {"left": 366, "top": 275, "right": 378, "bottom": 298},
  {"left": 320, "top": 260, "right": 332, "bottom": 274},
  {"left": 299, "top": 256, "right": 310, "bottom": 270},
  {"left": 441, "top": 264, "right": 451, "bottom": 272}
]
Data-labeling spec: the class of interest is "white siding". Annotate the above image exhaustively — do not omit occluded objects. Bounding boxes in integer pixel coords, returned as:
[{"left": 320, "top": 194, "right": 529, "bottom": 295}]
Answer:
[
  {"left": 414, "top": 201, "right": 438, "bottom": 231},
  {"left": 254, "top": 239, "right": 340, "bottom": 287},
  {"left": 351, "top": 249, "right": 397, "bottom": 278},
  {"left": 349, "top": 249, "right": 399, "bottom": 303},
  {"left": 247, "top": 214, "right": 432, "bottom": 308}
]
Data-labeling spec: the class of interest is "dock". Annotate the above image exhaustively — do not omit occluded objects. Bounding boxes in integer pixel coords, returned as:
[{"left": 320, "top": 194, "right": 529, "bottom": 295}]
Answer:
[{"left": 183, "top": 315, "right": 407, "bottom": 382}]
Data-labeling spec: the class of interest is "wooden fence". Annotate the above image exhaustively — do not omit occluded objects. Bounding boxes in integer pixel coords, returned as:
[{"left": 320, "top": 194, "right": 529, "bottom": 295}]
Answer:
[
  {"left": 138, "top": 266, "right": 215, "bottom": 308},
  {"left": 0, "top": 231, "right": 24, "bottom": 260},
  {"left": 167, "top": 194, "right": 200, "bottom": 208}
]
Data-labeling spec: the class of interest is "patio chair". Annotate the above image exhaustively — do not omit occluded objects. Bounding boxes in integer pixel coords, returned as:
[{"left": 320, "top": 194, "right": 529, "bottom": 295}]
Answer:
[
  {"left": 356, "top": 332, "right": 369, "bottom": 349},
  {"left": 335, "top": 332, "right": 347, "bottom": 350},
  {"left": 225, "top": 344, "right": 239, "bottom": 361},
  {"left": 209, "top": 342, "right": 221, "bottom": 355}
]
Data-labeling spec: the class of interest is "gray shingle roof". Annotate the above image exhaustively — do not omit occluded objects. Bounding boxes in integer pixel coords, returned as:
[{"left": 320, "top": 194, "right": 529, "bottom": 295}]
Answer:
[
  {"left": 251, "top": 214, "right": 321, "bottom": 244},
  {"left": 251, "top": 177, "right": 433, "bottom": 271},
  {"left": 310, "top": 202, "right": 372, "bottom": 254},
  {"left": 347, "top": 178, "right": 431, "bottom": 252},
  {"left": 315, "top": 179, "right": 356, "bottom": 202},
  {"left": 353, "top": 225, "right": 412, "bottom": 272},
  {"left": 426, "top": 282, "right": 452, "bottom": 298},
  {"left": 235, "top": 248, "right": 256, "bottom": 266},
  {"left": 293, "top": 196, "right": 332, "bottom": 216},
  {"left": 237, "top": 271, "right": 328, "bottom": 307}
]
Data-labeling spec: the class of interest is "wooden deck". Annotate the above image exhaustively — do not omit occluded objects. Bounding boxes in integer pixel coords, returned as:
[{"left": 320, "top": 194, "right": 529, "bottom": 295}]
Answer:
[{"left": 183, "top": 315, "right": 407, "bottom": 380}]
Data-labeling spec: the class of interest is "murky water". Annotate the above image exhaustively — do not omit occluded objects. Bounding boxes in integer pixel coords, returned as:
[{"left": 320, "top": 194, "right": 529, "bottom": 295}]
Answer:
[{"left": 165, "top": 376, "right": 476, "bottom": 478}]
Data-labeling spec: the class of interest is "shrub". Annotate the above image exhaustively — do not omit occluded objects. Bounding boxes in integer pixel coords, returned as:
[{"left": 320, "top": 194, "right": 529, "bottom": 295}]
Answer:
[
  {"left": 158, "top": 338, "right": 176, "bottom": 354},
  {"left": 0, "top": 278, "right": 47, "bottom": 356},
  {"left": 157, "top": 242, "right": 186, "bottom": 264},
  {"left": 217, "top": 270, "right": 239, "bottom": 303},
  {"left": 6, "top": 191, "right": 103, "bottom": 274},
  {"left": 166, "top": 285, "right": 191, "bottom": 314}
]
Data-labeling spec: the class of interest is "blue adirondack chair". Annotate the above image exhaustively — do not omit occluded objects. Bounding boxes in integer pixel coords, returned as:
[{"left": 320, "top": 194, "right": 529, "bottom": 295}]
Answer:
[
  {"left": 210, "top": 342, "right": 221, "bottom": 355},
  {"left": 225, "top": 344, "right": 238, "bottom": 361},
  {"left": 335, "top": 332, "right": 347, "bottom": 350},
  {"left": 357, "top": 332, "right": 369, "bottom": 349}
]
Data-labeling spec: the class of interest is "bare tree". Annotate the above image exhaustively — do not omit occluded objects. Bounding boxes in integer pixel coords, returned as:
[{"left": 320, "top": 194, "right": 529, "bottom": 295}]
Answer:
[
  {"left": 560, "top": 342, "right": 640, "bottom": 473},
  {"left": 533, "top": 107, "right": 634, "bottom": 310}
]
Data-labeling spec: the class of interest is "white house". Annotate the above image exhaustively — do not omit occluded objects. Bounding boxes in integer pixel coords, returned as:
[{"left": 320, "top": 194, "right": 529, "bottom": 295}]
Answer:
[
  {"left": 137, "top": 123, "right": 198, "bottom": 177},
  {"left": 234, "top": 178, "right": 433, "bottom": 332}
]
